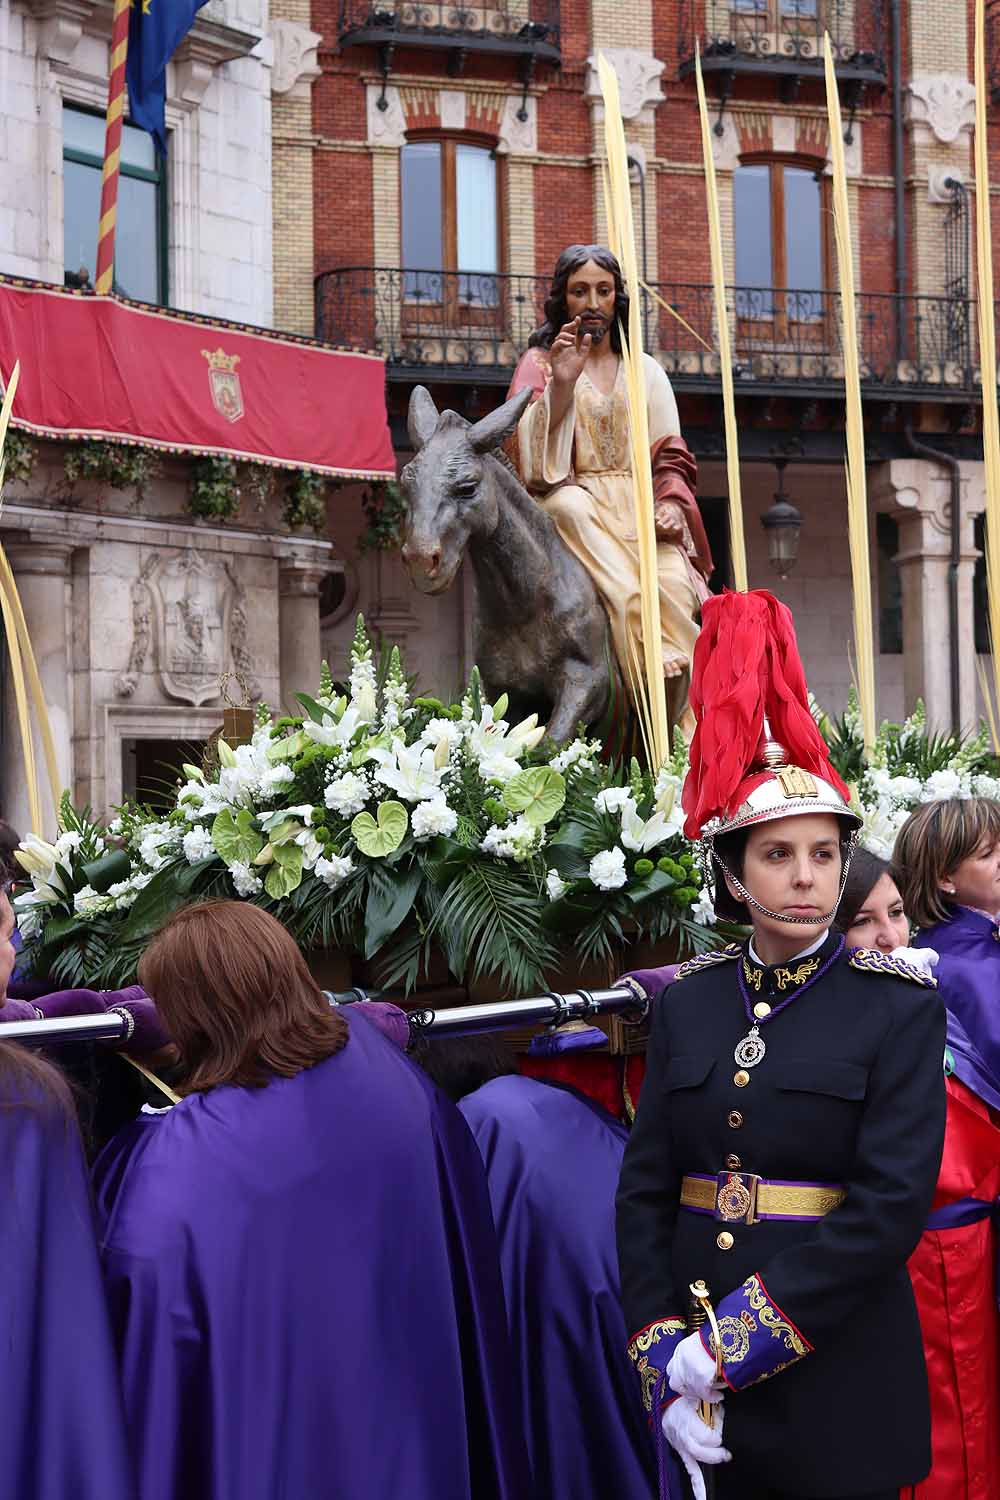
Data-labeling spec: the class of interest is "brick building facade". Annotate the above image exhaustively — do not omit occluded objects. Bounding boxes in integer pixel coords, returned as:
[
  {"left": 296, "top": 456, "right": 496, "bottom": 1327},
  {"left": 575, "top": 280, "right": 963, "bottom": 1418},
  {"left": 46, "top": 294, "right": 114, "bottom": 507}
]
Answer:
[{"left": 277, "top": 0, "right": 1000, "bottom": 735}]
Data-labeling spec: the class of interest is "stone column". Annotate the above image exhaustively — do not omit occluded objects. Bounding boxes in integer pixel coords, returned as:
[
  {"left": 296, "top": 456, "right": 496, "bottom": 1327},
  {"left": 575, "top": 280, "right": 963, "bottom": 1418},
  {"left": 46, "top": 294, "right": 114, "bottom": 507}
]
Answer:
[
  {"left": 870, "top": 459, "right": 979, "bottom": 734},
  {"left": 3, "top": 541, "right": 74, "bottom": 833},
  {"left": 278, "top": 552, "right": 327, "bottom": 711}
]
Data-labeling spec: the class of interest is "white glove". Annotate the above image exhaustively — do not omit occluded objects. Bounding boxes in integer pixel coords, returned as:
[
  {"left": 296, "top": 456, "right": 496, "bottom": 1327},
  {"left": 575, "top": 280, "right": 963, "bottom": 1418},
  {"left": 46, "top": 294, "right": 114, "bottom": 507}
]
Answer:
[
  {"left": 892, "top": 945, "right": 939, "bottom": 979},
  {"left": 662, "top": 1395, "right": 732, "bottom": 1500},
  {"left": 666, "top": 1329, "right": 724, "bottom": 1404}
]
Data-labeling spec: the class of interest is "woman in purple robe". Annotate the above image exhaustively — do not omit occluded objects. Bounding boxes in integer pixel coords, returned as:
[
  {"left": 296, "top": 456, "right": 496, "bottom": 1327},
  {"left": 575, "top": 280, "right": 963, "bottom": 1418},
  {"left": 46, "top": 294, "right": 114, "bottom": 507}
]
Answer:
[
  {"left": 93, "top": 900, "right": 529, "bottom": 1500},
  {"left": 895, "top": 797, "right": 1000, "bottom": 1075},
  {"left": 0, "top": 887, "right": 134, "bottom": 1499},
  {"left": 414, "top": 1033, "right": 655, "bottom": 1500}
]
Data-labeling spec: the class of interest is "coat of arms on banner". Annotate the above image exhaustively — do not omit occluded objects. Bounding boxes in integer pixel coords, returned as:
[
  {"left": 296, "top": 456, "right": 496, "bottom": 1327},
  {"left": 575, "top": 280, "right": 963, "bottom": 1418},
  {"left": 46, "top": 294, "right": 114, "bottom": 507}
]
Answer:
[
  {"left": 116, "top": 549, "right": 258, "bottom": 706},
  {"left": 201, "top": 346, "right": 244, "bottom": 424}
]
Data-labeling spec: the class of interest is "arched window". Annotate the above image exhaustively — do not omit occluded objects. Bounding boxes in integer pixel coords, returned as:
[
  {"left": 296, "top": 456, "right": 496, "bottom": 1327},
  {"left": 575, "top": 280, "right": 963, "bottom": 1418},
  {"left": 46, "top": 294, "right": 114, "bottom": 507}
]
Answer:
[
  {"left": 734, "top": 158, "right": 829, "bottom": 335},
  {"left": 401, "top": 139, "right": 500, "bottom": 309}
]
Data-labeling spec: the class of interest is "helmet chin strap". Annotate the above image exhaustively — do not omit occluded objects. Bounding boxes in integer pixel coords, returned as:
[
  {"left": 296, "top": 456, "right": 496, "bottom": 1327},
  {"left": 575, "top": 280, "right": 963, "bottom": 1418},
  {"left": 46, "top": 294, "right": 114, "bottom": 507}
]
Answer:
[{"left": 711, "top": 834, "right": 859, "bottom": 928}]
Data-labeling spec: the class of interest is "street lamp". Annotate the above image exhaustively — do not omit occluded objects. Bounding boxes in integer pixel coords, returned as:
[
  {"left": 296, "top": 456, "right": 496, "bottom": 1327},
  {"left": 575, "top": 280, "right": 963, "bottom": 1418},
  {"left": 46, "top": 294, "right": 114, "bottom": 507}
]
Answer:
[{"left": 760, "top": 459, "right": 803, "bottom": 579}]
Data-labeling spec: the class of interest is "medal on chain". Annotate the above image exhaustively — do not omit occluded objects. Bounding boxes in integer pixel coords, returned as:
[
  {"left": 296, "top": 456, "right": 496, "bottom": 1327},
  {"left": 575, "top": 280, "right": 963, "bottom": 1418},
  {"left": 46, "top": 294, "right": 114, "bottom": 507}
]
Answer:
[{"left": 734, "top": 1026, "right": 766, "bottom": 1069}]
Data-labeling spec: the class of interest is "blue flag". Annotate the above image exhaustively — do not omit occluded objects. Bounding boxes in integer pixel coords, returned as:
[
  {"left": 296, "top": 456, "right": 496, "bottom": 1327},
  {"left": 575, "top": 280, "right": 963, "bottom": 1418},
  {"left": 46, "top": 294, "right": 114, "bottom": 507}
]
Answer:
[{"left": 126, "top": 0, "right": 210, "bottom": 154}]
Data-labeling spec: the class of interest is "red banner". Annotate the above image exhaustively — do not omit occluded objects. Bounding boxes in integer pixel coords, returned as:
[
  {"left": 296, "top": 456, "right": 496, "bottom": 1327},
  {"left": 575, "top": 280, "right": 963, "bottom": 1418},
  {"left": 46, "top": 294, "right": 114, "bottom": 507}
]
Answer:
[{"left": 0, "top": 278, "right": 396, "bottom": 479}]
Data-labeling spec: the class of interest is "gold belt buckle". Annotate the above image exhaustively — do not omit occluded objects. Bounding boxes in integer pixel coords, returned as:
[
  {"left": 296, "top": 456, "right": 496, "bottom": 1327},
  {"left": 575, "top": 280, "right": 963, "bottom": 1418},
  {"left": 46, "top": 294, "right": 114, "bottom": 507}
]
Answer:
[{"left": 714, "top": 1170, "right": 760, "bottom": 1225}]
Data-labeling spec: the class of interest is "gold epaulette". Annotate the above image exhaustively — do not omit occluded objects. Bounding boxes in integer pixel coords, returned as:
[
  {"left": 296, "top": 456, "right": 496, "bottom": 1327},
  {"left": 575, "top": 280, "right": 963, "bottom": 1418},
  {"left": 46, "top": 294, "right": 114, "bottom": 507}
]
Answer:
[
  {"left": 847, "top": 948, "right": 938, "bottom": 988},
  {"left": 674, "top": 943, "right": 743, "bottom": 982}
]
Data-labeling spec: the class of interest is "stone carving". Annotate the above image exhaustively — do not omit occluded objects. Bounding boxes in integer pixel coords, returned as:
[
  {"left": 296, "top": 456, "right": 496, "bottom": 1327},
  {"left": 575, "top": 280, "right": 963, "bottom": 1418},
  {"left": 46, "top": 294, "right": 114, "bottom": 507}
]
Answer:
[
  {"left": 269, "top": 19, "right": 321, "bottom": 97},
  {"left": 907, "top": 74, "right": 976, "bottom": 144},
  {"left": 116, "top": 550, "right": 258, "bottom": 706},
  {"left": 366, "top": 84, "right": 407, "bottom": 148},
  {"left": 499, "top": 94, "right": 537, "bottom": 155},
  {"left": 439, "top": 89, "right": 466, "bottom": 129},
  {"left": 585, "top": 49, "right": 665, "bottom": 120}
]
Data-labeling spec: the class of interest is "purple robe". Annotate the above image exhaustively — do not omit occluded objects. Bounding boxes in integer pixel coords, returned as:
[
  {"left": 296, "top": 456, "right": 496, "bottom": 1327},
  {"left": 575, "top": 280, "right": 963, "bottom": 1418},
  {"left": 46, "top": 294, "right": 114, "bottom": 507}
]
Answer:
[
  {"left": 92, "top": 1010, "right": 530, "bottom": 1500},
  {"left": 2, "top": 1060, "right": 134, "bottom": 1498},
  {"left": 458, "top": 1076, "right": 655, "bottom": 1500},
  {"left": 920, "top": 907, "right": 1000, "bottom": 1081}
]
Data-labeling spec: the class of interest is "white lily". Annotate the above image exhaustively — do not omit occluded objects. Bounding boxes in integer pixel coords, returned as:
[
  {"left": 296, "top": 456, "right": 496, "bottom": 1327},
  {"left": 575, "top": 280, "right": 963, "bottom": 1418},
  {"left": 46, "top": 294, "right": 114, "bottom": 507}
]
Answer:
[
  {"left": 620, "top": 798, "right": 676, "bottom": 854},
  {"left": 303, "top": 703, "right": 369, "bottom": 749},
  {"left": 370, "top": 740, "right": 444, "bottom": 803},
  {"left": 14, "top": 835, "right": 68, "bottom": 896}
]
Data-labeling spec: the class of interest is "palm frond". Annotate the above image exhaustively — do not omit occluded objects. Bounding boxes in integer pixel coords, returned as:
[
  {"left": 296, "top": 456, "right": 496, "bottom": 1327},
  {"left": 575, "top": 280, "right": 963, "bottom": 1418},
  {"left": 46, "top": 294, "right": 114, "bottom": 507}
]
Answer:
[{"left": 427, "top": 861, "right": 555, "bottom": 996}]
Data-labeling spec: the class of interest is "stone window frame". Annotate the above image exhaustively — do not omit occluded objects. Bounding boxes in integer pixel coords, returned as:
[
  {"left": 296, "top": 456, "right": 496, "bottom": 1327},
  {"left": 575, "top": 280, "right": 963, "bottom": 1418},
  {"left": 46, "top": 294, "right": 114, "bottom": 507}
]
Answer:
[
  {"left": 104, "top": 703, "right": 224, "bottom": 811},
  {"left": 733, "top": 149, "right": 833, "bottom": 342}
]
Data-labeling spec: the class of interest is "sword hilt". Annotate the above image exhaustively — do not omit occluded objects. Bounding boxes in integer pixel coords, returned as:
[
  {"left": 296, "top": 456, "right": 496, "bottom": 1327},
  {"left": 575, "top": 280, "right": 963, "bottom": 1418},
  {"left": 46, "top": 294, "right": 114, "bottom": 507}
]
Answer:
[{"left": 688, "top": 1279, "right": 724, "bottom": 1427}]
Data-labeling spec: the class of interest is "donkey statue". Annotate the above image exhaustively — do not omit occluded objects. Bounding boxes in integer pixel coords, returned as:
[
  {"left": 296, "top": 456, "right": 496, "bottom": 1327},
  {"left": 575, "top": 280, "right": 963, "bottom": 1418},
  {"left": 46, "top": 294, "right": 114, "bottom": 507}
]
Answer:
[{"left": 400, "top": 385, "right": 611, "bottom": 743}]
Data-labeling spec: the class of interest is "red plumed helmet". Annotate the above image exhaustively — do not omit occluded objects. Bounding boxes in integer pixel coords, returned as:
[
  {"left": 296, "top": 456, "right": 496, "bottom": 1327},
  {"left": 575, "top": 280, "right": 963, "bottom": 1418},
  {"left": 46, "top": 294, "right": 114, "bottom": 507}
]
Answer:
[{"left": 682, "top": 590, "right": 856, "bottom": 841}]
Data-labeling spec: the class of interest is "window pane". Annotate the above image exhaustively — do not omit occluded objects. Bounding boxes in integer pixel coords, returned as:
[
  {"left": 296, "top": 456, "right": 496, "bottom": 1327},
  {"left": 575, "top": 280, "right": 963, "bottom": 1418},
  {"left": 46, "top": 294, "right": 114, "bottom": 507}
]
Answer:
[
  {"left": 401, "top": 142, "right": 443, "bottom": 300},
  {"left": 456, "top": 145, "right": 497, "bottom": 278},
  {"left": 63, "top": 104, "right": 106, "bottom": 158},
  {"left": 784, "top": 167, "right": 823, "bottom": 318},
  {"left": 734, "top": 165, "right": 773, "bottom": 317},
  {"left": 63, "top": 157, "right": 100, "bottom": 287},
  {"left": 121, "top": 120, "right": 156, "bottom": 173},
  {"left": 114, "top": 174, "right": 160, "bottom": 303}
]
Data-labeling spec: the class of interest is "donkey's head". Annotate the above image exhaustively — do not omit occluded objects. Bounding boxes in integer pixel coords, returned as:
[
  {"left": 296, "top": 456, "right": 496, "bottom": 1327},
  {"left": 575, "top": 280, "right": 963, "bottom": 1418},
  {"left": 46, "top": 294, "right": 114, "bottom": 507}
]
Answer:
[{"left": 399, "top": 385, "right": 533, "bottom": 594}]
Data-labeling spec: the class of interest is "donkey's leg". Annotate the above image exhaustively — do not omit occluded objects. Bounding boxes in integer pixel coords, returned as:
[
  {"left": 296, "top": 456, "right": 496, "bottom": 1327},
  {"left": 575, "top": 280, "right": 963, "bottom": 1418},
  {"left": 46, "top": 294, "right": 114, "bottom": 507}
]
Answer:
[{"left": 547, "top": 658, "right": 610, "bottom": 743}]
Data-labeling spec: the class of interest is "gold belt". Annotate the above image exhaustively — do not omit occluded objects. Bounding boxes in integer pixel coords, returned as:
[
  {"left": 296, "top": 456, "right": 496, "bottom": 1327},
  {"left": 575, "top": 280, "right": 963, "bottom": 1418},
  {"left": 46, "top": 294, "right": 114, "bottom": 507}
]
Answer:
[{"left": 680, "top": 1171, "right": 846, "bottom": 1226}]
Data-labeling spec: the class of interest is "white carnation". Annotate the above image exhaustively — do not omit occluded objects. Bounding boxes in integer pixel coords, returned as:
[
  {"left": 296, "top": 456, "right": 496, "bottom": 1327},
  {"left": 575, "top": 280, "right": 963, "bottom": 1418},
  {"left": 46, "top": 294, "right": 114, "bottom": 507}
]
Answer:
[
  {"left": 595, "top": 786, "right": 632, "bottom": 814},
  {"left": 54, "top": 830, "right": 83, "bottom": 860},
  {"left": 545, "top": 868, "right": 567, "bottom": 900},
  {"left": 480, "top": 816, "right": 542, "bottom": 863},
  {"left": 411, "top": 798, "right": 458, "bottom": 841},
  {"left": 315, "top": 854, "right": 355, "bottom": 889},
  {"left": 137, "top": 823, "right": 179, "bottom": 871},
  {"left": 325, "top": 772, "right": 369, "bottom": 817},
  {"left": 588, "top": 847, "right": 627, "bottom": 891},
  {"left": 228, "top": 860, "right": 264, "bottom": 898},
  {"left": 182, "top": 826, "right": 215, "bottom": 864},
  {"left": 259, "top": 762, "right": 295, "bottom": 798},
  {"left": 919, "top": 769, "right": 969, "bottom": 803}
]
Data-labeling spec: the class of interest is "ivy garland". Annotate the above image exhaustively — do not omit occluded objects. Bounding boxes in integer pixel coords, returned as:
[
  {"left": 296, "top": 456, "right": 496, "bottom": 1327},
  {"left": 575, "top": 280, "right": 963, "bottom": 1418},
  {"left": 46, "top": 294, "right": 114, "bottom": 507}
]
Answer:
[
  {"left": 283, "top": 469, "right": 329, "bottom": 532},
  {"left": 63, "top": 440, "right": 161, "bottom": 503},
  {"left": 3, "top": 429, "right": 38, "bottom": 486},
  {"left": 358, "top": 480, "right": 408, "bottom": 552},
  {"left": 189, "top": 454, "right": 242, "bottom": 521}
]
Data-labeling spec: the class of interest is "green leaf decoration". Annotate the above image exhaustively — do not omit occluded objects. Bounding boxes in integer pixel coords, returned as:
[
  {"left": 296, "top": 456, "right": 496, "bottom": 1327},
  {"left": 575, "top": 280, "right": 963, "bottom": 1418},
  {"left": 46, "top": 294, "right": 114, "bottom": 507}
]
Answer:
[
  {"left": 116, "top": 858, "right": 217, "bottom": 944},
  {"left": 351, "top": 801, "right": 408, "bottom": 858},
  {"left": 80, "top": 848, "right": 134, "bottom": 894},
  {"left": 211, "top": 807, "right": 263, "bottom": 866},
  {"left": 264, "top": 842, "right": 304, "bottom": 899},
  {"left": 363, "top": 864, "right": 422, "bottom": 959},
  {"left": 501, "top": 767, "right": 566, "bottom": 827},
  {"left": 295, "top": 692, "right": 333, "bottom": 723}
]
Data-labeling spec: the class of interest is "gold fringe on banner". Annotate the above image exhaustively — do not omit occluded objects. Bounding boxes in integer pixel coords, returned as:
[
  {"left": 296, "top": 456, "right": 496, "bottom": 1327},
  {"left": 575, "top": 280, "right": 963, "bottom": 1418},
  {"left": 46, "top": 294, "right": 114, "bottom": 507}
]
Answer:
[
  {"left": 0, "top": 360, "right": 64, "bottom": 834},
  {"left": 597, "top": 55, "right": 669, "bottom": 768},
  {"left": 694, "top": 45, "right": 748, "bottom": 593},
  {"left": 823, "top": 36, "right": 876, "bottom": 755},
  {"left": 974, "top": 0, "right": 1000, "bottom": 732}
]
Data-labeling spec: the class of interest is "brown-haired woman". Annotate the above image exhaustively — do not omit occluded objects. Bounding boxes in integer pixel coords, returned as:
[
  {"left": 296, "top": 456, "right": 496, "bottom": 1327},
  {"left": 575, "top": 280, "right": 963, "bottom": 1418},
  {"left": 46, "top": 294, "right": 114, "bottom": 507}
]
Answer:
[
  {"left": 0, "top": 888, "right": 133, "bottom": 1497},
  {"left": 835, "top": 848, "right": 1000, "bottom": 1500},
  {"left": 93, "top": 900, "right": 528, "bottom": 1500},
  {"left": 895, "top": 797, "right": 1000, "bottom": 1075}
]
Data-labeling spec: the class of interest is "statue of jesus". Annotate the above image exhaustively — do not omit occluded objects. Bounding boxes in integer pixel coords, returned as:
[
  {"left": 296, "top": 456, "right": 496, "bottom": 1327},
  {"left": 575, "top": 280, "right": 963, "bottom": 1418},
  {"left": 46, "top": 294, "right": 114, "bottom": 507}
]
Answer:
[{"left": 507, "top": 244, "right": 711, "bottom": 737}]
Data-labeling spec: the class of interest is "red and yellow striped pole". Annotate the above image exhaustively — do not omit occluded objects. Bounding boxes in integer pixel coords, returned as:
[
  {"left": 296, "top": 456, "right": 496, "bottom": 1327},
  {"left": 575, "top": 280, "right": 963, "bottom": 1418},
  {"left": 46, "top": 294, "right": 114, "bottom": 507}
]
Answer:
[{"left": 94, "top": 0, "right": 131, "bottom": 295}]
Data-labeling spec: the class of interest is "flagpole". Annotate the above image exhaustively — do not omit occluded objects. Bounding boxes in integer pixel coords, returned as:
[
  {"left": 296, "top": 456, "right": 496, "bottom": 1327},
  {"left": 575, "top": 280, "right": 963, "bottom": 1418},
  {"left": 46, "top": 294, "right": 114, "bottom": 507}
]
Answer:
[{"left": 94, "top": 0, "right": 131, "bottom": 295}]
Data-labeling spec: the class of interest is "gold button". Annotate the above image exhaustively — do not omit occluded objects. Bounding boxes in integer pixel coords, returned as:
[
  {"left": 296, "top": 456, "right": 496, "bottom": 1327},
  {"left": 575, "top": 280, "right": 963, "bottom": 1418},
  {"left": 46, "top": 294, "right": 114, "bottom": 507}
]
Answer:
[
  {"left": 753, "top": 1001, "right": 772, "bottom": 1019},
  {"left": 716, "top": 1231, "right": 735, "bottom": 1251},
  {"left": 734, "top": 1070, "right": 750, "bottom": 1088},
  {"left": 728, "top": 1110, "right": 744, "bottom": 1129},
  {"left": 725, "top": 1154, "right": 741, "bottom": 1170}
]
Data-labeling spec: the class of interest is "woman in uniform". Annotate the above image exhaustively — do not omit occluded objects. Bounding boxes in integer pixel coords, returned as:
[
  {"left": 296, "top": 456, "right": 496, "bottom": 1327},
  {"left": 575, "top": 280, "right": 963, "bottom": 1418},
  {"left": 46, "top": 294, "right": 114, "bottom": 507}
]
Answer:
[{"left": 616, "top": 590, "right": 946, "bottom": 1500}]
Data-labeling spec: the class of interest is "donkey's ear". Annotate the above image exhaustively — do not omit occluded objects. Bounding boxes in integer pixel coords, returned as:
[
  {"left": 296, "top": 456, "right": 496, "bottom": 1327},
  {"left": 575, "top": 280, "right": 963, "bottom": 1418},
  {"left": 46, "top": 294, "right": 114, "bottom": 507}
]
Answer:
[
  {"left": 407, "top": 386, "right": 441, "bottom": 451},
  {"left": 468, "top": 387, "right": 533, "bottom": 454}
]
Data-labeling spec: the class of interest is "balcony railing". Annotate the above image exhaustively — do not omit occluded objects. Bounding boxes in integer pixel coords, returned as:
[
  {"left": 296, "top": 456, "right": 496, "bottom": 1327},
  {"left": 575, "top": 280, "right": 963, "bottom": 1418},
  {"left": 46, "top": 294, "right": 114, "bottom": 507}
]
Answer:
[
  {"left": 315, "top": 267, "right": 982, "bottom": 398},
  {"left": 337, "top": 0, "right": 560, "bottom": 64},
  {"left": 677, "top": 0, "right": 887, "bottom": 88}
]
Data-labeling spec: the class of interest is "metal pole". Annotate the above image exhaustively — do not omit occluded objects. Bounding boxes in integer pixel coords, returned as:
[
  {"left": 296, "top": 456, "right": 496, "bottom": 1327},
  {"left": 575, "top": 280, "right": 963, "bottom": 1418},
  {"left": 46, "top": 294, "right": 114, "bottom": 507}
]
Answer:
[{"left": 4, "top": 986, "right": 645, "bottom": 1049}]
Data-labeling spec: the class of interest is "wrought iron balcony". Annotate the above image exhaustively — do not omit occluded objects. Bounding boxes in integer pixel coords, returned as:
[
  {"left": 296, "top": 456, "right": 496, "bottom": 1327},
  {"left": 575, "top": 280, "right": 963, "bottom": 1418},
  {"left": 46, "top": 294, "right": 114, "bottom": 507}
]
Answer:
[
  {"left": 678, "top": 0, "right": 887, "bottom": 110},
  {"left": 337, "top": 0, "right": 560, "bottom": 70},
  {"left": 315, "top": 266, "right": 981, "bottom": 400}
]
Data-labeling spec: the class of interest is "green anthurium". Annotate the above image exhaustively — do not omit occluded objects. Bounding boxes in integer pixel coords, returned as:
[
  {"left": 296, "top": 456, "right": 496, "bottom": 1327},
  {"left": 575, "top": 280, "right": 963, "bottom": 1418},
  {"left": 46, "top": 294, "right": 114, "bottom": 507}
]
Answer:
[
  {"left": 501, "top": 766, "right": 566, "bottom": 827},
  {"left": 266, "top": 732, "right": 305, "bottom": 763},
  {"left": 351, "top": 801, "right": 408, "bottom": 858},
  {"left": 264, "top": 842, "right": 304, "bottom": 898},
  {"left": 211, "top": 807, "right": 263, "bottom": 866}
]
